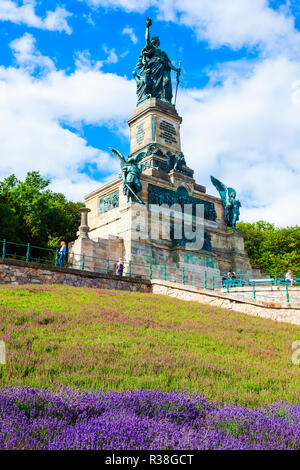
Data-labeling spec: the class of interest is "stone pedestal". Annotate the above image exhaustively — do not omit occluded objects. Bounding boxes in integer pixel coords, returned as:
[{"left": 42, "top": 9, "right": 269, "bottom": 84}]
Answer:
[
  {"left": 128, "top": 98, "right": 182, "bottom": 156},
  {"left": 77, "top": 207, "right": 91, "bottom": 239}
]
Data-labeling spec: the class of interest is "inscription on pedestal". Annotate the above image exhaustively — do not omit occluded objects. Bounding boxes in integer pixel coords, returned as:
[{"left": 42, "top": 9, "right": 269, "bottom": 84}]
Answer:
[
  {"left": 159, "top": 120, "right": 177, "bottom": 145},
  {"left": 136, "top": 122, "right": 145, "bottom": 146},
  {"left": 151, "top": 116, "right": 156, "bottom": 141}
]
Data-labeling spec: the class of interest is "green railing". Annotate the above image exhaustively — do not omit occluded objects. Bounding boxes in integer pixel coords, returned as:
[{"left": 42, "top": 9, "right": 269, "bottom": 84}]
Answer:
[
  {"left": 2, "top": 240, "right": 57, "bottom": 265},
  {"left": 1, "top": 238, "right": 300, "bottom": 302}
]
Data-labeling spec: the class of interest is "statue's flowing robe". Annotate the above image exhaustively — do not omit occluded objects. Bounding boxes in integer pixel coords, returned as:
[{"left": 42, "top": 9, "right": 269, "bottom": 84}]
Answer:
[
  {"left": 135, "top": 46, "right": 173, "bottom": 104},
  {"left": 147, "top": 49, "right": 173, "bottom": 102}
]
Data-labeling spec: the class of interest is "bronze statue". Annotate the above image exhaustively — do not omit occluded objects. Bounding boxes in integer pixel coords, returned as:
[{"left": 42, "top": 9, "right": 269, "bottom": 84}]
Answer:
[
  {"left": 211, "top": 176, "right": 241, "bottom": 229},
  {"left": 173, "top": 152, "right": 186, "bottom": 172},
  {"left": 109, "top": 148, "right": 158, "bottom": 204},
  {"left": 133, "top": 17, "right": 181, "bottom": 105}
]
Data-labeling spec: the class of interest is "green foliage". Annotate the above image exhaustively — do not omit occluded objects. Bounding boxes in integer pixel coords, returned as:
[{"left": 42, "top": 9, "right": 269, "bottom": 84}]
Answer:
[
  {"left": 237, "top": 221, "right": 300, "bottom": 274},
  {"left": 0, "top": 172, "right": 82, "bottom": 247},
  {"left": 0, "top": 202, "right": 20, "bottom": 241}
]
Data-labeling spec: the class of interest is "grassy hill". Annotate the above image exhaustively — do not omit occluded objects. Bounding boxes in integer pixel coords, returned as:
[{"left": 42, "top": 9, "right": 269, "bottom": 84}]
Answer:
[{"left": 0, "top": 284, "right": 299, "bottom": 407}]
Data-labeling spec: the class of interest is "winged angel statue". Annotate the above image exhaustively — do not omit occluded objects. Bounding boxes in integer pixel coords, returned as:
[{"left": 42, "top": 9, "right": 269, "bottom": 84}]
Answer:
[
  {"left": 210, "top": 176, "right": 241, "bottom": 229},
  {"left": 109, "top": 148, "right": 158, "bottom": 204}
]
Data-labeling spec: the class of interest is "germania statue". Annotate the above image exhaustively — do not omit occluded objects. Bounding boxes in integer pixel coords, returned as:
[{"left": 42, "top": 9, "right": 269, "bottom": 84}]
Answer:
[
  {"left": 211, "top": 176, "right": 242, "bottom": 229},
  {"left": 133, "top": 17, "right": 181, "bottom": 106}
]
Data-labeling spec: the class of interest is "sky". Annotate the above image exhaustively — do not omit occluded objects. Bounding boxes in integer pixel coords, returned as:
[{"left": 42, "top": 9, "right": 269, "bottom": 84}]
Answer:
[{"left": 0, "top": 0, "right": 300, "bottom": 226}]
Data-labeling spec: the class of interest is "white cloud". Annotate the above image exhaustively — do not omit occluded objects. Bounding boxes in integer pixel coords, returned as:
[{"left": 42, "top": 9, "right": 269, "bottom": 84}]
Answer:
[
  {"left": 157, "top": 0, "right": 298, "bottom": 53},
  {"left": 122, "top": 26, "right": 138, "bottom": 44},
  {"left": 0, "top": 0, "right": 72, "bottom": 34},
  {"left": 74, "top": 50, "right": 103, "bottom": 71},
  {"left": 49, "top": 162, "right": 119, "bottom": 201},
  {"left": 103, "top": 44, "right": 118, "bottom": 64},
  {"left": 83, "top": 0, "right": 300, "bottom": 54},
  {"left": 83, "top": 0, "right": 152, "bottom": 13},
  {"left": 10, "top": 33, "right": 55, "bottom": 72},
  {"left": 43, "top": 6, "right": 72, "bottom": 34},
  {"left": 74, "top": 46, "right": 120, "bottom": 70},
  {"left": 0, "top": 35, "right": 134, "bottom": 200}
]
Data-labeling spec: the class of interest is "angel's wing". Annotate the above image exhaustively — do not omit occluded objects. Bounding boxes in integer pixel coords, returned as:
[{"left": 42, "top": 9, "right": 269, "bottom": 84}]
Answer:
[
  {"left": 210, "top": 176, "right": 228, "bottom": 206},
  {"left": 133, "top": 152, "right": 146, "bottom": 164},
  {"left": 109, "top": 147, "right": 126, "bottom": 168}
]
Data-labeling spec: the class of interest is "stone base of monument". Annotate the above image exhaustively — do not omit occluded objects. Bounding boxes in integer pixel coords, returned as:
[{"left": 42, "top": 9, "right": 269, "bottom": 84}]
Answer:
[
  {"left": 68, "top": 234, "right": 123, "bottom": 273},
  {"left": 68, "top": 97, "right": 259, "bottom": 282},
  {"left": 68, "top": 196, "right": 257, "bottom": 284}
]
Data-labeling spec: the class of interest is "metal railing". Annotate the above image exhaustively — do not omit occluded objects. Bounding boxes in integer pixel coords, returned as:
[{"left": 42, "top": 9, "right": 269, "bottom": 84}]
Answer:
[
  {"left": 227, "top": 282, "right": 299, "bottom": 303},
  {"left": 1, "top": 239, "right": 299, "bottom": 303}
]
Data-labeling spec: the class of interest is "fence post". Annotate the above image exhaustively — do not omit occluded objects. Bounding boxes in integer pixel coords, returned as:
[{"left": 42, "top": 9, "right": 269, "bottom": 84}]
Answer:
[
  {"left": 26, "top": 243, "right": 30, "bottom": 263},
  {"left": 163, "top": 264, "right": 166, "bottom": 281},
  {"left": 128, "top": 261, "right": 132, "bottom": 278},
  {"left": 212, "top": 276, "right": 215, "bottom": 290},
  {"left": 81, "top": 254, "right": 85, "bottom": 271},
  {"left": 106, "top": 258, "right": 109, "bottom": 275},
  {"left": 286, "top": 282, "right": 289, "bottom": 303},
  {"left": 2, "top": 239, "right": 6, "bottom": 259},
  {"left": 252, "top": 281, "right": 256, "bottom": 300},
  {"left": 182, "top": 267, "right": 185, "bottom": 284},
  {"left": 54, "top": 248, "right": 59, "bottom": 267},
  {"left": 204, "top": 271, "right": 207, "bottom": 289},
  {"left": 149, "top": 264, "right": 152, "bottom": 280},
  {"left": 275, "top": 272, "right": 277, "bottom": 286}
]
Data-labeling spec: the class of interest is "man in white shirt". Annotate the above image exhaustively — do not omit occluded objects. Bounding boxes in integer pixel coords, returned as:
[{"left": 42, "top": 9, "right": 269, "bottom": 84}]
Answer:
[{"left": 285, "top": 269, "right": 295, "bottom": 286}]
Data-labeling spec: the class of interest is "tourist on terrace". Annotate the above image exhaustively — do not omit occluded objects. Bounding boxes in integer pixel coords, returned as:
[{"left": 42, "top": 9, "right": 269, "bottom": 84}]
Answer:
[
  {"left": 222, "top": 272, "right": 228, "bottom": 287},
  {"left": 59, "top": 241, "right": 66, "bottom": 268},
  {"left": 116, "top": 258, "right": 124, "bottom": 277},
  {"left": 284, "top": 269, "right": 295, "bottom": 286},
  {"left": 227, "top": 270, "right": 236, "bottom": 287}
]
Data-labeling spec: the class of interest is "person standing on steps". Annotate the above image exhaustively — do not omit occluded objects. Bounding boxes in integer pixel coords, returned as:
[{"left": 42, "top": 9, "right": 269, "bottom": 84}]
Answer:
[
  {"left": 116, "top": 258, "right": 124, "bottom": 277},
  {"left": 59, "top": 241, "right": 66, "bottom": 268}
]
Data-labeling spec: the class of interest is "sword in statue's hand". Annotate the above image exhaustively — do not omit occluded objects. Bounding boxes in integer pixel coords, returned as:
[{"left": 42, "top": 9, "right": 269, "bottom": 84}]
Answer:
[
  {"left": 174, "top": 61, "right": 181, "bottom": 107},
  {"left": 124, "top": 182, "right": 145, "bottom": 205}
]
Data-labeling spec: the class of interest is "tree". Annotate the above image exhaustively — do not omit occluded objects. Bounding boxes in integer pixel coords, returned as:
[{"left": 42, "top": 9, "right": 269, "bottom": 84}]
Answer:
[
  {"left": 0, "top": 172, "right": 82, "bottom": 249},
  {"left": 0, "top": 202, "right": 20, "bottom": 241},
  {"left": 237, "top": 221, "right": 300, "bottom": 274}
]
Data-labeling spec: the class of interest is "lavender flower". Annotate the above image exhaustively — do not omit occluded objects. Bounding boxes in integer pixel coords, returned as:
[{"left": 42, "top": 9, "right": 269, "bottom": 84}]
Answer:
[{"left": 0, "top": 386, "right": 299, "bottom": 450}]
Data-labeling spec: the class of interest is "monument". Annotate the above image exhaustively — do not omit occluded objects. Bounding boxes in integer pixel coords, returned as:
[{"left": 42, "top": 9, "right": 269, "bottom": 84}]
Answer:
[{"left": 69, "top": 18, "right": 257, "bottom": 281}]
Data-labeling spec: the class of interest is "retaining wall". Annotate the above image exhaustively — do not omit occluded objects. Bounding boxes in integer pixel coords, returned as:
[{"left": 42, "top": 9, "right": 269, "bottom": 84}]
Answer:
[{"left": 0, "top": 259, "right": 151, "bottom": 293}]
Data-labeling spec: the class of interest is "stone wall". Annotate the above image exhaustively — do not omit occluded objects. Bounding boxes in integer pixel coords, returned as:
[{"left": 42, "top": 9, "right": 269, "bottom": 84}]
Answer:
[
  {"left": 151, "top": 280, "right": 300, "bottom": 326},
  {"left": 0, "top": 259, "right": 151, "bottom": 293}
]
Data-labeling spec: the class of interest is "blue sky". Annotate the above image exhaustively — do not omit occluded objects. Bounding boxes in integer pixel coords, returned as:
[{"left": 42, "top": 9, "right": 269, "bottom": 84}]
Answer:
[{"left": 1, "top": 1, "right": 300, "bottom": 226}]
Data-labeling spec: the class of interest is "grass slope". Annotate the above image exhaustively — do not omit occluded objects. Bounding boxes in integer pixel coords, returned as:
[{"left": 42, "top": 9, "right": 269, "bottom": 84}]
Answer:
[{"left": 0, "top": 284, "right": 299, "bottom": 407}]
